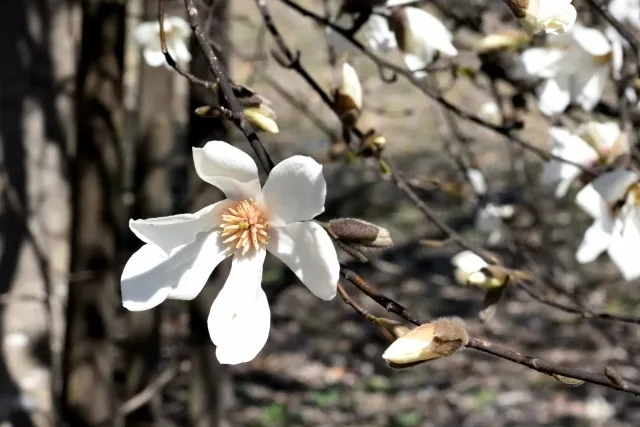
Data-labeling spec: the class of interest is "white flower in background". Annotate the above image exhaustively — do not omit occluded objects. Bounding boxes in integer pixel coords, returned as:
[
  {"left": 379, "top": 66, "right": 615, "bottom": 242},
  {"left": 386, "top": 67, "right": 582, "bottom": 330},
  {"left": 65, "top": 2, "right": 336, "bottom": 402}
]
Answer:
[
  {"left": 504, "top": 0, "right": 576, "bottom": 37},
  {"left": 476, "top": 204, "right": 515, "bottom": 245},
  {"left": 388, "top": 7, "right": 458, "bottom": 78},
  {"left": 467, "top": 169, "right": 514, "bottom": 245},
  {"left": 477, "top": 101, "right": 502, "bottom": 125},
  {"left": 605, "top": 0, "right": 640, "bottom": 79},
  {"left": 515, "top": 25, "right": 619, "bottom": 116},
  {"left": 133, "top": 16, "right": 192, "bottom": 68},
  {"left": 451, "top": 250, "right": 489, "bottom": 286},
  {"left": 362, "top": 14, "right": 398, "bottom": 53},
  {"left": 608, "top": 0, "right": 640, "bottom": 30},
  {"left": 576, "top": 169, "right": 640, "bottom": 281},
  {"left": 541, "top": 122, "right": 628, "bottom": 198},
  {"left": 326, "top": 14, "right": 397, "bottom": 58},
  {"left": 121, "top": 141, "right": 340, "bottom": 364}
]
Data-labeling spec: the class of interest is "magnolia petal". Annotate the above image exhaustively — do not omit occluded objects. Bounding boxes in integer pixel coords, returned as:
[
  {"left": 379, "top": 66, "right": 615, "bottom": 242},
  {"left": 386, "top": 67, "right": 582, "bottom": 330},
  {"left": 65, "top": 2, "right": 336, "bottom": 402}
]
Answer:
[
  {"left": 121, "top": 244, "right": 173, "bottom": 311},
  {"left": 451, "top": 250, "right": 487, "bottom": 273},
  {"left": 578, "top": 121, "right": 621, "bottom": 152},
  {"left": 576, "top": 219, "right": 614, "bottom": 263},
  {"left": 405, "top": 7, "right": 458, "bottom": 57},
  {"left": 571, "top": 26, "right": 612, "bottom": 57},
  {"left": 142, "top": 48, "right": 166, "bottom": 68},
  {"left": 403, "top": 54, "right": 429, "bottom": 78},
  {"left": 573, "top": 66, "right": 608, "bottom": 112},
  {"left": 591, "top": 169, "right": 639, "bottom": 204},
  {"left": 121, "top": 232, "right": 227, "bottom": 310},
  {"left": 541, "top": 128, "right": 598, "bottom": 197},
  {"left": 168, "top": 233, "right": 230, "bottom": 300},
  {"left": 363, "top": 15, "right": 397, "bottom": 53},
  {"left": 576, "top": 183, "right": 607, "bottom": 219},
  {"left": 466, "top": 169, "right": 487, "bottom": 195},
  {"left": 133, "top": 22, "right": 159, "bottom": 47},
  {"left": 167, "top": 38, "right": 192, "bottom": 64},
  {"left": 192, "top": 140, "right": 261, "bottom": 200},
  {"left": 537, "top": 74, "right": 571, "bottom": 116},
  {"left": 208, "top": 250, "right": 266, "bottom": 346},
  {"left": 260, "top": 156, "right": 326, "bottom": 225},
  {"left": 165, "top": 16, "right": 191, "bottom": 39},
  {"left": 517, "top": 48, "right": 566, "bottom": 79},
  {"left": 267, "top": 221, "right": 338, "bottom": 301},
  {"left": 607, "top": 210, "right": 640, "bottom": 281},
  {"left": 541, "top": 0, "right": 577, "bottom": 35},
  {"left": 214, "top": 289, "right": 271, "bottom": 365},
  {"left": 129, "top": 200, "right": 233, "bottom": 255}
]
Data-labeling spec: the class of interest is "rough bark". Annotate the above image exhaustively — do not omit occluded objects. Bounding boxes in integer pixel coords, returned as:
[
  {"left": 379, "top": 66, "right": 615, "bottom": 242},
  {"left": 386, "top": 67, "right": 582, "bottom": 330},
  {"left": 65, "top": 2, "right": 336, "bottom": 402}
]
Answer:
[
  {"left": 187, "top": 1, "right": 232, "bottom": 426},
  {"left": 62, "top": 1, "right": 125, "bottom": 426},
  {"left": 120, "top": 0, "right": 171, "bottom": 425},
  {"left": 0, "top": 0, "right": 80, "bottom": 426}
]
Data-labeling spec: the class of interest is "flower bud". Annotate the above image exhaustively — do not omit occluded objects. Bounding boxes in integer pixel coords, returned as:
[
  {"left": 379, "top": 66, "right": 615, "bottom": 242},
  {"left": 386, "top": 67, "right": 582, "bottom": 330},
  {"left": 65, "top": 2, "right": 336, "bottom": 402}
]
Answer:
[
  {"left": 335, "top": 62, "right": 363, "bottom": 127},
  {"left": 375, "top": 318, "right": 411, "bottom": 343},
  {"left": 243, "top": 103, "right": 279, "bottom": 134},
  {"left": 382, "top": 317, "right": 469, "bottom": 367},
  {"left": 327, "top": 218, "right": 393, "bottom": 250},
  {"left": 504, "top": 0, "right": 576, "bottom": 37}
]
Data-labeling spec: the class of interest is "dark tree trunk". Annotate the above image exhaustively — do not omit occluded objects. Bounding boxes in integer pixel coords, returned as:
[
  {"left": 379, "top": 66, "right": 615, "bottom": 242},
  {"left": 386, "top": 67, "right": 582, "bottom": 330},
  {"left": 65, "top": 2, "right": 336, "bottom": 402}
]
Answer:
[
  {"left": 0, "top": 0, "right": 80, "bottom": 426},
  {"left": 63, "top": 1, "right": 125, "bottom": 426},
  {"left": 186, "top": 1, "right": 232, "bottom": 426}
]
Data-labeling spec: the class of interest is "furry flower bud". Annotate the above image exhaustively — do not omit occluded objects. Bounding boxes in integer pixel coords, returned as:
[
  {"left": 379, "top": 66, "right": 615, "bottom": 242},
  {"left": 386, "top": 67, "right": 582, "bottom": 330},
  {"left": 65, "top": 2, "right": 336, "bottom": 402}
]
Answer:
[
  {"left": 328, "top": 218, "right": 393, "bottom": 250},
  {"left": 335, "top": 62, "right": 363, "bottom": 127}
]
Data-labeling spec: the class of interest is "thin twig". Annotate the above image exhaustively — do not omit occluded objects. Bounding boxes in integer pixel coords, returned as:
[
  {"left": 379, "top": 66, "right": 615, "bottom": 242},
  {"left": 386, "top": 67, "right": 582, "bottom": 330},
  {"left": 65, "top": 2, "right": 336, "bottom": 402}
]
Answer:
[{"left": 183, "top": 0, "right": 275, "bottom": 173}]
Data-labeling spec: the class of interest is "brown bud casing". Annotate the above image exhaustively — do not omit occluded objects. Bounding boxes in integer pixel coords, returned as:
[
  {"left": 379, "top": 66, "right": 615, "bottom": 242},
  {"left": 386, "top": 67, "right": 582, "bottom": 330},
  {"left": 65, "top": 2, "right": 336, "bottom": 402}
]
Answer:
[{"left": 328, "top": 218, "right": 393, "bottom": 250}]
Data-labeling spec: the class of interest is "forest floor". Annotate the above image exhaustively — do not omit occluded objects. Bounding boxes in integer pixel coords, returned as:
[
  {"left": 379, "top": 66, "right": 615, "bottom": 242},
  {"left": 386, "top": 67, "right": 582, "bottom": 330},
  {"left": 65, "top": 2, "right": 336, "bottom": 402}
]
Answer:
[{"left": 218, "top": 1, "right": 640, "bottom": 426}]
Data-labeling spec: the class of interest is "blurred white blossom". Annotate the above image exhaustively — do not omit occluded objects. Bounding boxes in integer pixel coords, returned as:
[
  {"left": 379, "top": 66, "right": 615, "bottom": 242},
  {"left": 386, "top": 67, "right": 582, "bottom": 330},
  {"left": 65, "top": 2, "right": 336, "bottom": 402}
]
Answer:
[
  {"left": 541, "top": 122, "right": 627, "bottom": 198},
  {"left": 451, "top": 250, "right": 489, "bottom": 286},
  {"left": 505, "top": 0, "right": 576, "bottom": 37},
  {"left": 133, "top": 16, "right": 192, "bottom": 68},
  {"left": 515, "top": 25, "right": 619, "bottom": 116},
  {"left": 576, "top": 169, "right": 640, "bottom": 280},
  {"left": 478, "top": 101, "right": 502, "bottom": 125},
  {"left": 121, "top": 141, "right": 339, "bottom": 364},
  {"left": 388, "top": 7, "right": 458, "bottom": 78}
]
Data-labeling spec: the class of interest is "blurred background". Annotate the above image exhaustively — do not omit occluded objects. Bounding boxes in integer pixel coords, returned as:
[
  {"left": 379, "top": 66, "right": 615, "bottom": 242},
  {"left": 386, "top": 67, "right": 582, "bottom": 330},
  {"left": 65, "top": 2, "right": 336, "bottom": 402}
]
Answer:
[{"left": 1, "top": 0, "right": 640, "bottom": 426}]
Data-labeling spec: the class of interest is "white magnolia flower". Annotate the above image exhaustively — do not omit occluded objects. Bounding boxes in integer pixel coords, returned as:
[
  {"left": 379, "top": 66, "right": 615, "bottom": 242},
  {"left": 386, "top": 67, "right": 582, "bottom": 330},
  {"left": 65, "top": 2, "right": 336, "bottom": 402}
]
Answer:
[
  {"left": 541, "top": 122, "right": 627, "bottom": 198},
  {"left": 326, "top": 14, "right": 397, "bottom": 58},
  {"left": 605, "top": 0, "right": 640, "bottom": 79},
  {"left": 476, "top": 203, "right": 515, "bottom": 246},
  {"left": 608, "top": 0, "right": 640, "bottom": 30},
  {"left": 388, "top": 7, "right": 458, "bottom": 77},
  {"left": 515, "top": 25, "right": 619, "bottom": 116},
  {"left": 121, "top": 141, "right": 340, "bottom": 364},
  {"left": 505, "top": 0, "right": 576, "bottom": 37},
  {"left": 477, "top": 101, "right": 502, "bottom": 125},
  {"left": 466, "top": 169, "right": 513, "bottom": 245},
  {"left": 362, "top": 14, "right": 398, "bottom": 53},
  {"left": 133, "top": 16, "right": 192, "bottom": 68},
  {"left": 576, "top": 169, "right": 640, "bottom": 281},
  {"left": 451, "top": 251, "right": 489, "bottom": 285}
]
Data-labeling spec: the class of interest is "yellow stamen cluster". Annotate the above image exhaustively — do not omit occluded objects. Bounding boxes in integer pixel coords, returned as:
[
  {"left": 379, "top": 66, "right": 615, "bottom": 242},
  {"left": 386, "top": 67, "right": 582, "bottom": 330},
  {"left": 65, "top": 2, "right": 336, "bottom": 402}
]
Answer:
[{"left": 220, "top": 199, "right": 270, "bottom": 255}]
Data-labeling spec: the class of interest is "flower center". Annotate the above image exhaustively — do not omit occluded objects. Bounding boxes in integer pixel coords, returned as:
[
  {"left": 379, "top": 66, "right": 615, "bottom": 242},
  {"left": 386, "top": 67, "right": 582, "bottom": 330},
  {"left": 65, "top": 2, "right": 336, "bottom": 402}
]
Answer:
[{"left": 220, "top": 199, "right": 270, "bottom": 255}]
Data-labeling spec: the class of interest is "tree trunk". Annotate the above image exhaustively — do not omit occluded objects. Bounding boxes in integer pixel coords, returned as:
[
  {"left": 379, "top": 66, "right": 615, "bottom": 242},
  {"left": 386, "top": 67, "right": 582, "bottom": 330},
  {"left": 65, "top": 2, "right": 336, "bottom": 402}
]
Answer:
[
  {"left": 0, "top": 0, "right": 80, "bottom": 426},
  {"left": 62, "top": 1, "right": 125, "bottom": 426},
  {"left": 187, "top": 1, "right": 232, "bottom": 426}
]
